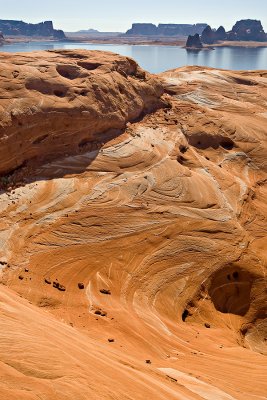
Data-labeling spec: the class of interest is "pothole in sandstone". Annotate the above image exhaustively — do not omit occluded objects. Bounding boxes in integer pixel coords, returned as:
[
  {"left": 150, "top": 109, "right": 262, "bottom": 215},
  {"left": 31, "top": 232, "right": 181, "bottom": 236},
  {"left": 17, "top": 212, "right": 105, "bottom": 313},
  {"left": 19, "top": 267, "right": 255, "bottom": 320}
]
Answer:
[
  {"left": 187, "top": 133, "right": 234, "bottom": 151},
  {"left": 181, "top": 264, "right": 266, "bottom": 353},
  {"left": 56, "top": 64, "right": 81, "bottom": 80},
  {"left": 208, "top": 266, "right": 253, "bottom": 316}
]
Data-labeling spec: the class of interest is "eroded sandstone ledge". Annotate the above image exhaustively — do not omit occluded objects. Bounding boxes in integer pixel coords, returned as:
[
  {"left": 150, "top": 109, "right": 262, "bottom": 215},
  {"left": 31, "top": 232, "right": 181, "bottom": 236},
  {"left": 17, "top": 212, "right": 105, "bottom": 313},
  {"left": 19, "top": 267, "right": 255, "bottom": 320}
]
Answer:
[
  {"left": 0, "top": 50, "right": 165, "bottom": 177},
  {"left": 0, "top": 54, "right": 266, "bottom": 399}
]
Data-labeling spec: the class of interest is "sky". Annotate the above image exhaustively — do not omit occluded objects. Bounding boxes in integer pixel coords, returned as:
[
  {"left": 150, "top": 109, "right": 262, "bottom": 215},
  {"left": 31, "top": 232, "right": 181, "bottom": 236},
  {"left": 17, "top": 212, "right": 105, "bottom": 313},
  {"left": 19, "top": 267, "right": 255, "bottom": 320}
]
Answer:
[{"left": 0, "top": 0, "right": 266, "bottom": 32}]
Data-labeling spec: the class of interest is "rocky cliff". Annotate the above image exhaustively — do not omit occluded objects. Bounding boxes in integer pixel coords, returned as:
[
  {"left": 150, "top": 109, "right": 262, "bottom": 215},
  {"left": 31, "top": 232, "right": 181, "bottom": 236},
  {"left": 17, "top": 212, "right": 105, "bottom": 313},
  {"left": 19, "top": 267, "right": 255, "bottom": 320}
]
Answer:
[
  {"left": 0, "top": 31, "right": 4, "bottom": 45},
  {"left": 0, "top": 50, "right": 164, "bottom": 179},
  {"left": 126, "top": 23, "right": 207, "bottom": 36},
  {"left": 185, "top": 33, "right": 203, "bottom": 48},
  {"left": 201, "top": 20, "right": 267, "bottom": 44},
  {"left": 0, "top": 19, "right": 65, "bottom": 38},
  {"left": 230, "top": 19, "right": 267, "bottom": 41},
  {"left": 0, "top": 51, "right": 266, "bottom": 400}
]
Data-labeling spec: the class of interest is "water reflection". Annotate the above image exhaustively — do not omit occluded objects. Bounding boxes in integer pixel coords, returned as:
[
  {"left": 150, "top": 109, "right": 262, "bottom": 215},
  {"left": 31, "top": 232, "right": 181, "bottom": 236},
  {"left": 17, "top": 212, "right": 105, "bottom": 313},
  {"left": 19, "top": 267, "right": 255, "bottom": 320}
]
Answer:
[
  {"left": 1, "top": 41, "right": 267, "bottom": 73},
  {"left": 185, "top": 46, "right": 266, "bottom": 70}
]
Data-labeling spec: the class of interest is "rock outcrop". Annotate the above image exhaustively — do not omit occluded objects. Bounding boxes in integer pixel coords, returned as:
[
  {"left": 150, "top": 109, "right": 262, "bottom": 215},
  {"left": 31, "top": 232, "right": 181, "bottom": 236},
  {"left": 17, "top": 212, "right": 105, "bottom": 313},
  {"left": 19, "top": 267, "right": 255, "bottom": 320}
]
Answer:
[
  {"left": 126, "top": 23, "right": 158, "bottom": 36},
  {"left": 0, "top": 31, "right": 4, "bottom": 45},
  {"left": 126, "top": 23, "right": 207, "bottom": 36},
  {"left": 0, "top": 53, "right": 266, "bottom": 399},
  {"left": 201, "top": 25, "right": 214, "bottom": 44},
  {"left": 201, "top": 25, "right": 227, "bottom": 44},
  {"left": 216, "top": 25, "right": 227, "bottom": 40},
  {"left": 0, "top": 19, "right": 65, "bottom": 38},
  {"left": 230, "top": 19, "right": 267, "bottom": 41},
  {"left": 201, "top": 20, "right": 267, "bottom": 44},
  {"left": 185, "top": 33, "right": 203, "bottom": 48},
  {"left": 0, "top": 50, "right": 164, "bottom": 178}
]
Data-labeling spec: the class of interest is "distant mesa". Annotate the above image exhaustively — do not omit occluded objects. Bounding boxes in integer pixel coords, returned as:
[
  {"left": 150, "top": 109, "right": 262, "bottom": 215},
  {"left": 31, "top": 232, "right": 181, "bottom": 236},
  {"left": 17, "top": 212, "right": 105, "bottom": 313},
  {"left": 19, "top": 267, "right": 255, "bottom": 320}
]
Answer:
[
  {"left": 127, "top": 23, "right": 158, "bottom": 36},
  {"left": 77, "top": 28, "right": 100, "bottom": 34},
  {"left": 126, "top": 23, "right": 208, "bottom": 36},
  {"left": 126, "top": 20, "right": 267, "bottom": 44},
  {"left": 186, "top": 19, "right": 267, "bottom": 49},
  {"left": 230, "top": 19, "right": 267, "bottom": 41},
  {"left": 67, "top": 28, "right": 121, "bottom": 36},
  {"left": 0, "top": 19, "right": 65, "bottom": 39}
]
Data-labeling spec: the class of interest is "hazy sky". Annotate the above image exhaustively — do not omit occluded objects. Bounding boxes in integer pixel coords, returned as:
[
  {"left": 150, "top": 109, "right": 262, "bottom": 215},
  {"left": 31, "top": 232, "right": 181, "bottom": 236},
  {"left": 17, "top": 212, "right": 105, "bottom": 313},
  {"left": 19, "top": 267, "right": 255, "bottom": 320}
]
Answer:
[{"left": 0, "top": 0, "right": 266, "bottom": 32}]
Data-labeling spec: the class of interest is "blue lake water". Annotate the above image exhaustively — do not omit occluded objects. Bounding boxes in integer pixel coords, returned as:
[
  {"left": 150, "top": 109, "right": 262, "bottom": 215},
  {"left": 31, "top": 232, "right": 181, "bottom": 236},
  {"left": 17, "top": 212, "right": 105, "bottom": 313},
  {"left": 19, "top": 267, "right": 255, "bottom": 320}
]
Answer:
[{"left": 1, "top": 41, "right": 267, "bottom": 73}]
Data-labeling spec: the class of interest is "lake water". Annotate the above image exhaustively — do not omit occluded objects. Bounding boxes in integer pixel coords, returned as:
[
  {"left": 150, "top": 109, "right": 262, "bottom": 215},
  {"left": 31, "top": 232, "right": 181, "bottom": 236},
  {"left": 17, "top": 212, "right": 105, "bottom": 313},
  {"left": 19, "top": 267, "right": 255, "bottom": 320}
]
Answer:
[{"left": 1, "top": 41, "right": 267, "bottom": 73}]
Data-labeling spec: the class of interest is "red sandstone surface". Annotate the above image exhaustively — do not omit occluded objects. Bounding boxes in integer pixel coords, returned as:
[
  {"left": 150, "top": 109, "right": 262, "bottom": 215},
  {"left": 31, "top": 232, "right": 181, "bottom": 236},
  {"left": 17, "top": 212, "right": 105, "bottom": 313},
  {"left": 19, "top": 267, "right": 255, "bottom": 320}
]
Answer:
[{"left": 0, "top": 51, "right": 266, "bottom": 399}]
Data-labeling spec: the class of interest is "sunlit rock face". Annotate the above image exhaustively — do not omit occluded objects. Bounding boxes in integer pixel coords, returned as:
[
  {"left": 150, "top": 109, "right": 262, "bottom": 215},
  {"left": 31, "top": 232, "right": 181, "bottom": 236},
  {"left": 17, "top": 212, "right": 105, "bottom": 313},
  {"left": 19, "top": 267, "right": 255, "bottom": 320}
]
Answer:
[
  {"left": 0, "top": 52, "right": 266, "bottom": 399},
  {"left": 0, "top": 50, "right": 164, "bottom": 178}
]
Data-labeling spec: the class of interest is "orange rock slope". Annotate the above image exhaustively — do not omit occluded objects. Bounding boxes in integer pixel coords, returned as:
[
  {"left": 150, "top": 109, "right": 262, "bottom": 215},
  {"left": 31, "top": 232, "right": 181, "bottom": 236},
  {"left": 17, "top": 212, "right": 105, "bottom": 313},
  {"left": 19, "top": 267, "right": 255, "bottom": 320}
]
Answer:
[{"left": 0, "top": 51, "right": 266, "bottom": 400}]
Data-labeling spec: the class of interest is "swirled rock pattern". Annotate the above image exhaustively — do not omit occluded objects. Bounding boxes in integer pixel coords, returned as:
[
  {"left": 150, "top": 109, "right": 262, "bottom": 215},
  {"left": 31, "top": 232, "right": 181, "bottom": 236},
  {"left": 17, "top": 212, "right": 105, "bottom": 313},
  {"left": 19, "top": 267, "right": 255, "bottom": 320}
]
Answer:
[
  {"left": 0, "top": 50, "right": 164, "bottom": 177},
  {"left": 0, "top": 53, "right": 266, "bottom": 399}
]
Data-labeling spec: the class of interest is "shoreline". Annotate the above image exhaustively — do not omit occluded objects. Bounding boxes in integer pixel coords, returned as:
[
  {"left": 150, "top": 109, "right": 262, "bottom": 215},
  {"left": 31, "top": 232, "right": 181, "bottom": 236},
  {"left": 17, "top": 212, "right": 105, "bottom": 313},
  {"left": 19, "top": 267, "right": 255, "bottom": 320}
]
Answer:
[
  {"left": 2, "top": 35, "right": 267, "bottom": 49},
  {"left": 209, "top": 40, "right": 267, "bottom": 48}
]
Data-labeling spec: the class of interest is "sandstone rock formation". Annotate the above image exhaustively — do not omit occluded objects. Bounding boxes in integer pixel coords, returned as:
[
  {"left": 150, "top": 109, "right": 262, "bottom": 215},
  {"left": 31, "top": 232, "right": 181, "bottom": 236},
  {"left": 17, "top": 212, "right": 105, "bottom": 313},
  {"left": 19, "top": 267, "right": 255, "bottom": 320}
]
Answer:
[
  {"left": 201, "top": 25, "right": 214, "bottom": 44},
  {"left": 201, "top": 20, "right": 267, "bottom": 44},
  {"left": 0, "top": 19, "right": 65, "bottom": 38},
  {"left": 0, "top": 50, "right": 164, "bottom": 178},
  {"left": 126, "top": 23, "right": 158, "bottom": 36},
  {"left": 126, "top": 23, "right": 207, "bottom": 36},
  {"left": 185, "top": 33, "right": 203, "bottom": 48},
  {"left": 201, "top": 25, "right": 227, "bottom": 44},
  {"left": 0, "top": 51, "right": 266, "bottom": 399},
  {"left": 230, "top": 19, "right": 267, "bottom": 41},
  {"left": 0, "top": 31, "right": 4, "bottom": 45},
  {"left": 216, "top": 25, "right": 227, "bottom": 40}
]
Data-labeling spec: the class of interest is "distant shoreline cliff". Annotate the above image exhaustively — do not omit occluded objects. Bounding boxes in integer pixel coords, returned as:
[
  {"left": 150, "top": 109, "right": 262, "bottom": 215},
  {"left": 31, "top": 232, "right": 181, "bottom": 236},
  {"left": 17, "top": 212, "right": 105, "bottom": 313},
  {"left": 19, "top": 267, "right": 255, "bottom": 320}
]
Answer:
[
  {"left": 126, "top": 23, "right": 208, "bottom": 36},
  {"left": 186, "top": 19, "right": 267, "bottom": 49},
  {"left": 0, "top": 20, "right": 65, "bottom": 39}
]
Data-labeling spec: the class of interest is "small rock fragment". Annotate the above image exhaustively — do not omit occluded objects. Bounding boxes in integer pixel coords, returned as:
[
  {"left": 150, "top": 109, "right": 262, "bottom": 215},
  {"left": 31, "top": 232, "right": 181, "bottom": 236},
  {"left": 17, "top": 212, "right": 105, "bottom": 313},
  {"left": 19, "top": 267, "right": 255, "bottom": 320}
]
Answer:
[
  {"left": 108, "top": 338, "right": 115, "bottom": 343},
  {"left": 145, "top": 359, "right": 151, "bottom": 364},
  {"left": 18, "top": 275, "right": 24, "bottom": 280},
  {"left": 45, "top": 278, "right": 51, "bottom": 284},
  {"left": 78, "top": 282, "right": 84, "bottom": 289},
  {"left": 205, "top": 323, "right": 211, "bottom": 328},
  {"left": 100, "top": 289, "right": 111, "bottom": 295},
  {"left": 167, "top": 375, "right": 177, "bottom": 382}
]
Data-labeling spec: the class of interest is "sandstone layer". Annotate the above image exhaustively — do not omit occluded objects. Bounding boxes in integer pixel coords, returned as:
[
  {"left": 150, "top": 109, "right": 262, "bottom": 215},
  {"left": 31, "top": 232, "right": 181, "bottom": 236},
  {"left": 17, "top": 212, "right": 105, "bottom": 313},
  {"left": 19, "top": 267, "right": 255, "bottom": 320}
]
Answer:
[
  {"left": 0, "top": 51, "right": 266, "bottom": 399},
  {"left": 0, "top": 50, "right": 164, "bottom": 179}
]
